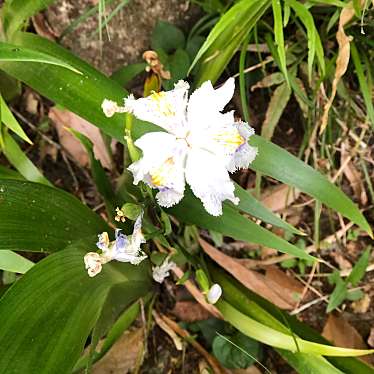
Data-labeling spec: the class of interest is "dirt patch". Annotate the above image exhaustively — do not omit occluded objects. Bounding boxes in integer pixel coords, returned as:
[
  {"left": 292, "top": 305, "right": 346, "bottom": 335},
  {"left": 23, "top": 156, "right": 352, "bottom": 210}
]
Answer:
[{"left": 45, "top": 0, "right": 200, "bottom": 74}]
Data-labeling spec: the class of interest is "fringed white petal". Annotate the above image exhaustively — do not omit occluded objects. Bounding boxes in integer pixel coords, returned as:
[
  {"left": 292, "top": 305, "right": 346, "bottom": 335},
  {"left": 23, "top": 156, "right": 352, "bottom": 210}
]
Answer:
[
  {"left": 129, "top": 132, "right": 187, "bottom": 197},
  {"left": 185, "top": 148, "right": 239, "bottom": 216},
  {"left": 226, "top": 122, "right": 257, "bottom": 172},
  {"left": 187, "top": 78, "right": 235, "bottom": 128},
  {"left": 156, "top": 188, "right": 184, "bottom": 208},
  {"left": 123, "top": 81, "right": 189, "bottom": 135}
]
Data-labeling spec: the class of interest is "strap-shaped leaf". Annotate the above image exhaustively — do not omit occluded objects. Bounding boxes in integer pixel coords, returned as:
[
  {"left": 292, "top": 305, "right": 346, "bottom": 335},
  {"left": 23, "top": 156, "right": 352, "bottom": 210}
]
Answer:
[
  {"left": 249, "top": 135, "right": 371, "bottom": 236},
  {"left": 0, "top": 32, "right": 127, "bottom": 142},
  {"left": 1, "top": 130, "right": 51, "bottom": 186},
  {"left": 0, "top": 33, "right": 369, "bottom": 238},
  {"left": 0, "top": 179, "right": 109, "bottom": 252},
  {"left": 0, "top": 42, "right": 82, "bottom": 74},
  {"left": 0, "top": 246, "right": 150, "bottom": 374},
  {"left": 0, "top": 250, "right": 34, "bottom": 273},
  {"left": 169, "top": 190, "right": 315, "bottom": 261},
  {"left": 1, "top": 0, "right": 57, "bottom": 39}
]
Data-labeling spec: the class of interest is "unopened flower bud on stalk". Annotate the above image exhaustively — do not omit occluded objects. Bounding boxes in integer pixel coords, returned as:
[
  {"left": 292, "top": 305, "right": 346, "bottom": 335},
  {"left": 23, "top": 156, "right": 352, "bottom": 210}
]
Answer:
[{"left": 206, "top": 284, "right": 222, "bottom": 304}]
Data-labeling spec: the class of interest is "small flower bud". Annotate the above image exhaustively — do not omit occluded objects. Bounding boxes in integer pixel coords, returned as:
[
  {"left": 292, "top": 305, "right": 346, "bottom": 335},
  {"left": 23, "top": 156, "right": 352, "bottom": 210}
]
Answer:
[{"left": 207, "top": 283, "right": 222, "bottom": 304}]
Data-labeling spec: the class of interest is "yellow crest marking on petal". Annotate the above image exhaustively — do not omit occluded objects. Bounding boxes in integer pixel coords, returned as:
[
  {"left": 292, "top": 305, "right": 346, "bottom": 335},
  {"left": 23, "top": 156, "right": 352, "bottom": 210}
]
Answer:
[
  {"left": 150, "top": 157, "right": 175, "bottom": 187},
  {"left": 150, "top": 91, "right": 176, "bottom": 117},
  {"left": 213, "top": 129, "right": 245, "bottom": 151}
]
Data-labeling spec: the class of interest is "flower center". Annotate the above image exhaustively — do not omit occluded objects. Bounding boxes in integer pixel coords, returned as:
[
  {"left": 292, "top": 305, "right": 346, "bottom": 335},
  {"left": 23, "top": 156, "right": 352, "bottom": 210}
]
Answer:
[
  {"left": 150, "top": 157, "right": 175, "bottom": 187},
  {"left": 150, "top": 91, "right": 176, "bottom": 117}
]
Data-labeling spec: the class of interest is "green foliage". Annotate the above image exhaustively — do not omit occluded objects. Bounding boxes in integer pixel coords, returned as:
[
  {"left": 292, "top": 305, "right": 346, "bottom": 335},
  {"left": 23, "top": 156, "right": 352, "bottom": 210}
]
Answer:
[
  {"left": 0, "top": 250, "right": 34, "bottom": 273},
  {"left": 213, "top": 332, "right": 262, "bottom": 369},
  {"left": 0, "top": 246, "right": 150, "bottom": 373},
  {"left": 0, "top": 179, "right": 109, "bottom": 252},
  {"left": 327, "top": 247, "right": 371, "bottom": 312}
]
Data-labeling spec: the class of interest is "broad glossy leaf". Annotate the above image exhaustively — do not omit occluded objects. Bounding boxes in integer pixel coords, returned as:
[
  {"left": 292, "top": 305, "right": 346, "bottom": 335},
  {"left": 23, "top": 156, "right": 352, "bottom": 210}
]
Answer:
[
  {"left": 169, "top": 190, "right": 315, "bottom": 261},
  {"left": 0, "top": 250, "right": 34, "bottom": 273},
  {"left": 0, "top": 42, "right": 82, "bottom": 74},
  {"left": 0, "top": 179, "right": 109, "bottom": 252},
  {"left": 1, "top": 130, "right": 51, "bottom": 186},
  {"left": 0, "top": 94, "right": 31, "bottom": 143},
  {"left": 249, "top": 135, "right": 371, "bottom": 235},
  {"left": 0, "top": 32, "right": 128, "bottom": 142},
  {"left": 1, "top": 0, "right": 56, "bottom": 39},
  {"left": 0, "top": 246, "right": 150, "bottom": 374}
]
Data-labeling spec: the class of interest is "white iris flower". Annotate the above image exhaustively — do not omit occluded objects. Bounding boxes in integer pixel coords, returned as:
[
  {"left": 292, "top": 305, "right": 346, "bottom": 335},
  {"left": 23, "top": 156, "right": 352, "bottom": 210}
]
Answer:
[
  {"left": 84, "top": 213, "right": 147, "bottom": 277},
  {"left": 103, "top": 78, "right": 257, "bottom": 216}
]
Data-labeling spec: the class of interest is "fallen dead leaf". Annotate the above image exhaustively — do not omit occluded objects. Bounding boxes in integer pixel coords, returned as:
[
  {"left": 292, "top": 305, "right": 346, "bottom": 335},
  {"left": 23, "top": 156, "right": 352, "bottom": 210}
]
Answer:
[
  {"left": 49, "top": 107, "right": 111, "bottom": 169},
  {"left": 351, "top": 293, "right": 371, "bottom": 314},
  {"left": 322, "top": 314, "right": 373, "bottom": 364},
  {"left": 153, "top": 310, "right": 183, "bottom": 351},
  {"left": 91, "top": 327, "right": 144, "bottom": 374},
  {"left": 329, "top": 250, "right": 352, "bottom": 270},
  {"left": 368, "top": 327, "right": 374, "bottom": 348},
  {"left": 172, "top": 300, "right": 211, "bottom": 322},
  {"left": 199, "top": 238, "right": 302, "bottom": 309},
  {"left": 24, "top": 91, "right": 39, "bottom": 115},
  {"left": 265, "top": 265, "right": 305, "bottom": 303},
  {"left": 32, "top": 13, "right": 58, "bottom": 41},
  {"left": 231, "top": 367, "right": 262, "bottom": 374},
  {"left": 261, "top": 184, "right": 300, "bottom": 212},
  {"left": 341, "top": 141, "right": 368, "bottom": 205},
  {"left": 320, "top": 1, "right": 365, "bottom": 134}
]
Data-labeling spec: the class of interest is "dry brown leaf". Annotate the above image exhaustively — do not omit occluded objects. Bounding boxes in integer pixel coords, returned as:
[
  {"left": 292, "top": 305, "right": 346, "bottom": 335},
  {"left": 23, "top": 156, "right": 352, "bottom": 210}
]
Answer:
[
  {"left": 199, "top": 238, "right": 299, "bottom": 309},
  {"left": 232, "top": 367, "right": 262, "bottom": 374},
  {"left": 351, "top": 293, "right": 371, "bottom": 314},
  {"left": 172, "top": 301, "right": 211, "bottom": 322},
  {"left": 322, "top": 314, "right": 373, "bottom": 364},
  {"left": 260, "top": 184, "right": 300, "bottom": 212},
  {"left": 32, "top": 14, "right": 58, "bottom": 41},
  {"left": 49, "top": 107, "right": 111, "bottom": 169},
  {"left": 91, "top": 327, "right": 144, "bottom": 374},
  {"left": 320, "top": 1, "right": 364, "bottom": 134},
  {"left": 341, "top": 141, "right": 368, "bottom": 205},
  {"left": 329, "top": 250, "right": 352, "bottom": 270},
  {"left": 153, "top": 310, "right": 183, "bottom": 351},
  {"left": 265, "top": 265, "right": 305, "bottom": 303},
  {"left": 368, "top": 327, "right": 374, "bottom": 347}
]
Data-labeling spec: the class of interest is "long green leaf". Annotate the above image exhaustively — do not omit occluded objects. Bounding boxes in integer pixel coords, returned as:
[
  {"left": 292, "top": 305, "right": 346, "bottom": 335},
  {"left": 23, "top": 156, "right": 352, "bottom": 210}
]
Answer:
[
  {"left": 272, "top": 0, "right": 289, "bottom": 86},
  {"left": 0, "top": 250, "right": 34, "bottom": 273},
  {"left": 1, "top": 130, "right": 51, "bottom": 186},
  {"left": 0, "top": 42, "right": 82, "bottom": 74},
  {"left": 286, "top": 0, "right": 325, "bottom": 79},
  {"left": 234, "top": 183, "right": 302, "bottom": 235},
  {"left": 169, "top": 190, "right": 315, "bottom": 261},
  {"left": 0, "top": 94, "right": 32, "bottom": 143},
  {"left": 211, "top": 265, "right": 374, "bottom": 374},
  {"left": 249, "top": 135, "right": 371, "bottom": 235},
  {"left": 1, "top": 33, "right": 369, "bottom": 239},
  {"left": 191, "top": 0, "right": 271, "bottom": 86},
  {"left": 0, "top": 179, "right": 109, "bottom": 252},
  {"left": 0, "top": 165, "right": 24, "bottom": 180},
  {"left": 217, "top": 300, "right": 373, "bottom": 356},
  {"left": 350, "top": 43, "right": 374, "bottom": 128},
  {"left": 0, "top": 32, "right": 128, "bottom": 142},
  {"left": 0, "top": 246, "right": 150, "bottom": 374},
  {"left": 1, "top": 0, "right": 57, "bottom": 39}
]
